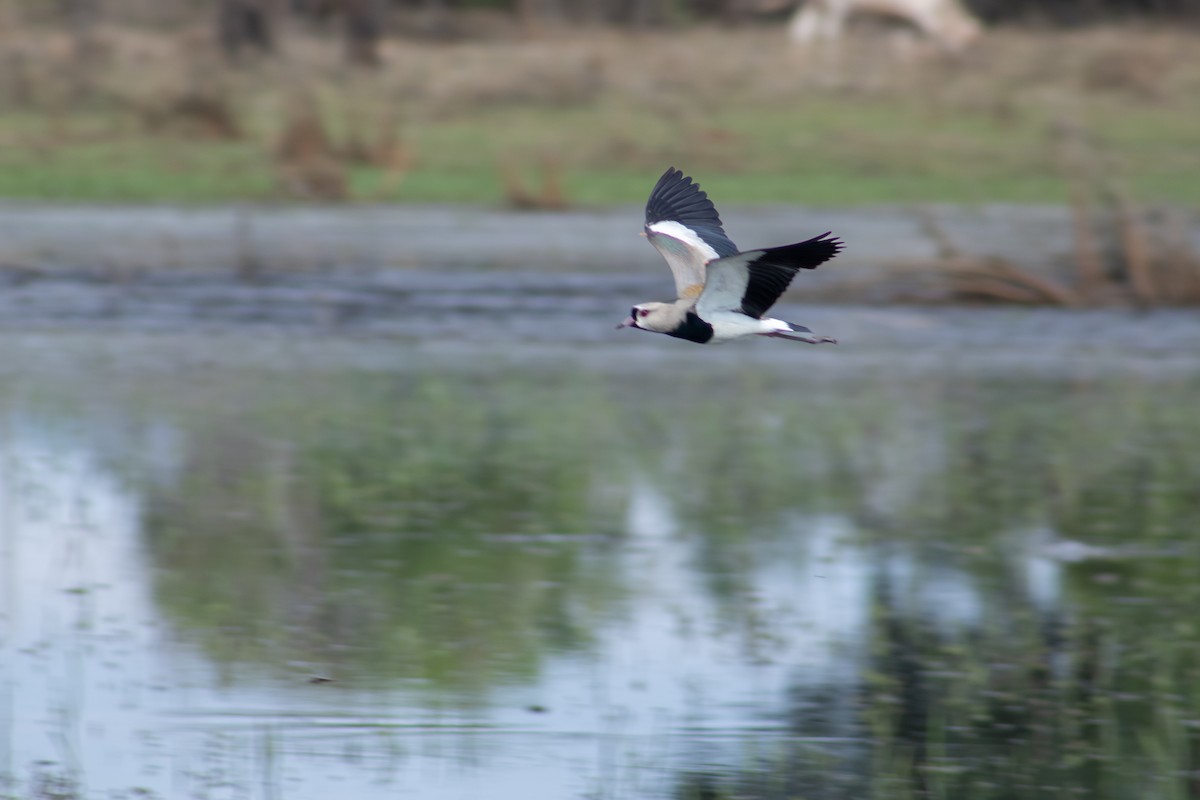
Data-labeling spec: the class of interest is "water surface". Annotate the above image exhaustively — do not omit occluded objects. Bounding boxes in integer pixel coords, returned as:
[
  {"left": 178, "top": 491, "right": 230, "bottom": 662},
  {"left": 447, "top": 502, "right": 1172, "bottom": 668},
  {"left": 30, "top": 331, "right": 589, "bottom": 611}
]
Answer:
[{"left": 1, "top": 315, "right": 1198, "bottom": 800}]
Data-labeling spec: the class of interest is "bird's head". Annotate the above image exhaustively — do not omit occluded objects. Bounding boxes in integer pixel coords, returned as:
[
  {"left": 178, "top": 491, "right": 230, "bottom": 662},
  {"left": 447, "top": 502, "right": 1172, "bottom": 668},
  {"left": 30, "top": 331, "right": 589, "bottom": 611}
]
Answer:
[{"left": 617, "top": 302, "right": 674, "bottom": 333}]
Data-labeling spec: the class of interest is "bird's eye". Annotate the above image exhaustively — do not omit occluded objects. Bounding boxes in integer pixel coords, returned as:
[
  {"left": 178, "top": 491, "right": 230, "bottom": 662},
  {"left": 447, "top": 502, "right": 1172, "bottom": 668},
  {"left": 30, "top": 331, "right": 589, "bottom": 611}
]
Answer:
[{"left": 638, "top": 308, "right": 650, "bottom": 318}]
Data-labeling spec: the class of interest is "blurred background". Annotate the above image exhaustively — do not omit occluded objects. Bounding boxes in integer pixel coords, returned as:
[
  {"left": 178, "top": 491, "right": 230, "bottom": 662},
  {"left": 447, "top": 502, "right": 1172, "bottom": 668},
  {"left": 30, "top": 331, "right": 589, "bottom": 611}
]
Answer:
[
  {"left": 1, "top": 2, "right": 1200, "bottom": 800},
  {"left": 0, "top": 0, "right": 1198, "bottom": 209}
]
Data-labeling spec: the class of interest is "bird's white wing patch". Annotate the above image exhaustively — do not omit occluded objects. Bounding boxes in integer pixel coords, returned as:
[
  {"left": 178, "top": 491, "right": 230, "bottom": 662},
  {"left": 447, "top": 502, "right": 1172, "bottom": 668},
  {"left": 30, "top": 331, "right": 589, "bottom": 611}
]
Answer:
[
  {"left": 645, "top": 220, "right": 720, "bottom": 300},
  {"left": 696, "top": 250, "right": 760, "bottom": 318}
]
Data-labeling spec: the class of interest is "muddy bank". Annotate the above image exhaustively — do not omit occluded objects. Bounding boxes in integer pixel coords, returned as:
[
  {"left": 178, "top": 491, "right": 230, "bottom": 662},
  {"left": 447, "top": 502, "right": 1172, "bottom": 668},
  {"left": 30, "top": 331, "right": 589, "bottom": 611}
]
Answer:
[
  {"left": 0, "top": 265, "right": 658, "bottom": 332},
  {"left": 7, "top": 202, "right": 1191, "bottom": 274},
  {"left": 4, "top": 270, "right": 1200, "bottom": 379},
  {"left": 1, "top": 203, "right": 1197, "bottom": 328}
]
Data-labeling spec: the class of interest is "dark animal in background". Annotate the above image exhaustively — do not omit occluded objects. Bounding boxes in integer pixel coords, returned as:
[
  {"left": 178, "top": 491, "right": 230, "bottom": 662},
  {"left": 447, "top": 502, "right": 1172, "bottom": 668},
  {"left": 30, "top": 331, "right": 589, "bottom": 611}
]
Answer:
[
  {"left": 297, "top": 0, "right": 385, "bottom": 66},
  {"left": 217, "top": 0, "right": 277, "bottom": 60},
  {"left": 339, "top": 0, "right": 385, "bottom": 66},
  {"left": 218, "top": 0, "right": 383, "bottom": 66}
]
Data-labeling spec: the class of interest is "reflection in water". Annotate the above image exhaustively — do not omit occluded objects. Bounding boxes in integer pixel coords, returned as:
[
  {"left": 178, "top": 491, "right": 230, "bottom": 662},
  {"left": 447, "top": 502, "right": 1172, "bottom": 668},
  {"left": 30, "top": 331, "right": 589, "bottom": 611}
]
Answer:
[
  {"left": 1, "top": 342, "right": 1198, "bottom": 799},
  {"left": 0, "top": 416, "right": 156, "bottom": 794}
]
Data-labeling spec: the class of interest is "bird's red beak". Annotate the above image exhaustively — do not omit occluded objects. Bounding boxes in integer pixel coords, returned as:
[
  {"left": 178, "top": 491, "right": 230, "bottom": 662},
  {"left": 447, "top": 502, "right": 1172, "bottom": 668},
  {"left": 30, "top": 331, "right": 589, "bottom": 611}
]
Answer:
[{"left": 616, "top": 316, "right": 636, "bottom": 330}]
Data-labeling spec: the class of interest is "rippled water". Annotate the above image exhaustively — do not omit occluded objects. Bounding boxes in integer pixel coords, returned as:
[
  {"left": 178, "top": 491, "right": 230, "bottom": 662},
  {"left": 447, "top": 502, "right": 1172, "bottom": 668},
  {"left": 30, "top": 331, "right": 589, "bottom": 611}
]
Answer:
[{"left": 1, "top": 310, "right": 1199, "bottom": 800}]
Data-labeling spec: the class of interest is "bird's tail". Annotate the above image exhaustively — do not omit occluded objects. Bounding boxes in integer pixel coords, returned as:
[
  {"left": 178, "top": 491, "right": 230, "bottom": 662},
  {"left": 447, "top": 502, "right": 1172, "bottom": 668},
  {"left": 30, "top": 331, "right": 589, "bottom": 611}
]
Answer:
[{"left": 765, "top": 322, "right": 837, "bottom": 345}]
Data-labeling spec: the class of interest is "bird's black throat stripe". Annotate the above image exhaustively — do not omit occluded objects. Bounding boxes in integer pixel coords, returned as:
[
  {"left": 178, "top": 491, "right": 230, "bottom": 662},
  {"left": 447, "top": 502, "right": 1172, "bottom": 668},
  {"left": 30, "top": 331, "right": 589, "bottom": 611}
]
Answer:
[{"left": 666, "top": 312, "right": 714, "bottom": 344}]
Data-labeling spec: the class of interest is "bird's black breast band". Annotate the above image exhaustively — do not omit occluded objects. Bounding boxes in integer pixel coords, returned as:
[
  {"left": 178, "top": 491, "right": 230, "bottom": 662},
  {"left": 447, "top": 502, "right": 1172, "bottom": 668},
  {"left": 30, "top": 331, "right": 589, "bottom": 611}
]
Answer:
[{"left": 667, "top": 312, "right": 715, "bottom": 344}]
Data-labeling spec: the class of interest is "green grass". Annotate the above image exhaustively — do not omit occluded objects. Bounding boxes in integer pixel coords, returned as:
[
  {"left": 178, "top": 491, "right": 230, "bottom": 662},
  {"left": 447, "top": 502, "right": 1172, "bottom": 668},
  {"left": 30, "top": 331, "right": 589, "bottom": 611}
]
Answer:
[
  {"left": 0, "top": 138, "right": 275, "bottom": 202},
  {"left": 5, "top": 98, "right": 1196, "bottom": 207},
  {"left": 2, "top": 28, "right": 1199, "bottom": 207}
]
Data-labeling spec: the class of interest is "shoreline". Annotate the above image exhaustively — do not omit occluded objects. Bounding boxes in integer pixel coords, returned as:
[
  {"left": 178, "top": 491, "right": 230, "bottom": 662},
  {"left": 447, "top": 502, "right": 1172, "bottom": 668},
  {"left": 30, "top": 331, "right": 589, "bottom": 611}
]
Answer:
[{"left": 1, "top": 203, "right": 1198, "bottom": 325}]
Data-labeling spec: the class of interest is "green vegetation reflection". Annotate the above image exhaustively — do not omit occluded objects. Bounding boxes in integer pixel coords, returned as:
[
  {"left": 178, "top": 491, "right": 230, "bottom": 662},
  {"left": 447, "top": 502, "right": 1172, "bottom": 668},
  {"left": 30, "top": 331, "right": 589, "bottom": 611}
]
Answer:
[
  {"left": 659, "top": 375, "right": 1200, "bottom": 800},
  {"left": 142, "top": 371, "right": 629, "bottom": 691},
  {"left": 138, "top": 367, "right": 1200, "bottom": 695},
  {"left": 7, "top": 356, "right": 1198, "bottom": 795}
]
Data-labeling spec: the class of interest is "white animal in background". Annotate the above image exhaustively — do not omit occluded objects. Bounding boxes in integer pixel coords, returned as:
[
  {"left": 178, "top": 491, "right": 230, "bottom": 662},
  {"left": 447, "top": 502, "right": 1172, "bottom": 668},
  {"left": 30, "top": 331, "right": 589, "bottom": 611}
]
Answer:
[
  {"left": 617, "top": 168, "right": 843, "bottom": 346},
  {"left": 778, "top": 0, "right": 983, "bottom": 51}
]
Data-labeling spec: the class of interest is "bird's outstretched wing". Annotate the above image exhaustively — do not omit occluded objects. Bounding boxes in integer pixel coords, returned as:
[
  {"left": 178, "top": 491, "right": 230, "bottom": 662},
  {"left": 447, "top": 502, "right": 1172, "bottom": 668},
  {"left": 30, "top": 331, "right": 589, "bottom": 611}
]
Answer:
[
  {"left": 696, "top": 232, "right": 842, "bottom": 319},
  {"left": 643, "top": 168, "right": 739, "bottom": 301}
]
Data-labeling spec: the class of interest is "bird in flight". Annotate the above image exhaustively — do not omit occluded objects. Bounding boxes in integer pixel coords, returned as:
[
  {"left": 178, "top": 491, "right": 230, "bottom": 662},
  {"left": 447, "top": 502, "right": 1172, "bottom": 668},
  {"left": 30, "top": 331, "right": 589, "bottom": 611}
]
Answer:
[{"left": 617, "top": 168, "right": 842, "bottom": 345}]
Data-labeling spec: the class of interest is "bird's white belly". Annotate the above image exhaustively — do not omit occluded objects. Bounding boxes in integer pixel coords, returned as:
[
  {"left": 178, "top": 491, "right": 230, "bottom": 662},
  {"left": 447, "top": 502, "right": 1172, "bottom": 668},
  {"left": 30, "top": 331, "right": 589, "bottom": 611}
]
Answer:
[{"left": 705, "top": 312, "right": 788, "bottom": 343}]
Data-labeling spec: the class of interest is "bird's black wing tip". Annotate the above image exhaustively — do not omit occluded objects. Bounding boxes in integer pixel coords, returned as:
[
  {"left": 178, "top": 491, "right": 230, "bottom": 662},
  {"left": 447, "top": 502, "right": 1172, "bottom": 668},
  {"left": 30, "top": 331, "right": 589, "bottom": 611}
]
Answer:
[
  {"left": 646, "top": 167, "right": 716, "bottom": 222},
  {"left": 812, "top": 231, "right": 845, "bottom": 250},
  {"left": 748, "top": 233, "right": 844, "bottom": 280},
  {"left": 646, "top": 167, "right": 694, "bottom": 209},
  {"left": 805, "top": 231, "right": 845, "bottom": 261},
  {"left": 644, "top": 167, "right": 741, "bottom": 256}
]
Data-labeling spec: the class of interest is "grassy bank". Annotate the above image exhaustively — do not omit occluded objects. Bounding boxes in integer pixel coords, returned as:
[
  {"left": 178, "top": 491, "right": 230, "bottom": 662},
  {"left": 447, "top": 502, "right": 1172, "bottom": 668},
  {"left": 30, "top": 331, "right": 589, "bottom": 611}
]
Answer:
[{"left": 1, "top": 25, "right": 1199, "bottom": 206}]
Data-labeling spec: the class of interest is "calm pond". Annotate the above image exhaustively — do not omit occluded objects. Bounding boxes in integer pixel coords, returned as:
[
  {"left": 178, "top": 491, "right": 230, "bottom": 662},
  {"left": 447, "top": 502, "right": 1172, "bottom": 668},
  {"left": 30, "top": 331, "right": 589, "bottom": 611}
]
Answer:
[{"left": 1, "top": 305, "right": 1199, "bottom": 800}]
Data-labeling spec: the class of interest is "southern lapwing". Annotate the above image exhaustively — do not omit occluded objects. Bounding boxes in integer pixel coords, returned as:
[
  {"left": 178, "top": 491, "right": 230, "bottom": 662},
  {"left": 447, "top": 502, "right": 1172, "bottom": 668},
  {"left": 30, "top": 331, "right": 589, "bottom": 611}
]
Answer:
[{"left": 617, "top": 168, "right": 842, "bottom": 345}]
